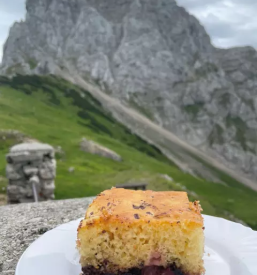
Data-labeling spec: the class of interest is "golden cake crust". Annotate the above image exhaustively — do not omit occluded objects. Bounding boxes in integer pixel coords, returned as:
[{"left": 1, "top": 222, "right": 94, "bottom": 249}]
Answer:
[
  {"left": 79, "top": 188, "right": 203, "bottom": 229},
  {"left": 77, "top": 188, "right": 204, "bottom": 275}
]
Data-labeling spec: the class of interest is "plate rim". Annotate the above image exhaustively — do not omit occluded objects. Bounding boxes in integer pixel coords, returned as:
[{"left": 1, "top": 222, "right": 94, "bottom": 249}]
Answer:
[{"left": 15, "top": 214, "right": 257, "bottom": 275}]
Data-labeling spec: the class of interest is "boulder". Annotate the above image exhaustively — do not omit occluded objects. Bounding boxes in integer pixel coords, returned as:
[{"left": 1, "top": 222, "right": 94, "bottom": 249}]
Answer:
[{"left": 80, "top": 138, "right": 122, "bottom": 162}]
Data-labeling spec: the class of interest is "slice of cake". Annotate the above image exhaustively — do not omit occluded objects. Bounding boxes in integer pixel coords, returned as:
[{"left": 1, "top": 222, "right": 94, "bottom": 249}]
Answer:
[{"left": 77, "top": 188, "right": 204, "bottom": 275}]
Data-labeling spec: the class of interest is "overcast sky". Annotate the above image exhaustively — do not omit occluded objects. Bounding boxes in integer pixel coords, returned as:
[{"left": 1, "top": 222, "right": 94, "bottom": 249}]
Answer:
[{"left": 1, "top": 0, "right": 257, "bottom": 61}]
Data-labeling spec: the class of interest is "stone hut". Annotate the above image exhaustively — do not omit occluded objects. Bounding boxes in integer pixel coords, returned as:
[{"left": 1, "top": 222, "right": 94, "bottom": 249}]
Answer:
[{"left": 6, "top": 143, "right": 56, "bottom": 203}]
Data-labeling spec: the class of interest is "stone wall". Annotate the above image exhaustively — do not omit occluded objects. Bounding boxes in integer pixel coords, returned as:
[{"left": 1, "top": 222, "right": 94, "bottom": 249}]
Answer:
[{"left": 6, "top": 143, "right": 56, "bottom": 203}]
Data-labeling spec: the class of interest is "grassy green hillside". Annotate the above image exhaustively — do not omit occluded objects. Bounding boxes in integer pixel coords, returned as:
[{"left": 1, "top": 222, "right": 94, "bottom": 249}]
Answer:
[{"left": 0, "top": 75, "right": 256, "bottom": 229}]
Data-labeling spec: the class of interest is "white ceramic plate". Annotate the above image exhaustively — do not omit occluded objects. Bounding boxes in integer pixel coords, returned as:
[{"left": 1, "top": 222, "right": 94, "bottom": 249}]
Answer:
[{"left": 16, "top": 215, "right": 257, "bottom": 275}]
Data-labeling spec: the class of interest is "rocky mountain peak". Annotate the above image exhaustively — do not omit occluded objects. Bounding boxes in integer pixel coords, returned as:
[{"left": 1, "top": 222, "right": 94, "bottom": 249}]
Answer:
[{"left": 1, "top": 0, "right": 257, "bottom": 184}]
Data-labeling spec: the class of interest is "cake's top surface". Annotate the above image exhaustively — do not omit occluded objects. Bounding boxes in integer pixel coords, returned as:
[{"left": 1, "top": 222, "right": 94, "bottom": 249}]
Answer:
[{"left": 79, "top": 188, "right": 203, "bottom": 228}]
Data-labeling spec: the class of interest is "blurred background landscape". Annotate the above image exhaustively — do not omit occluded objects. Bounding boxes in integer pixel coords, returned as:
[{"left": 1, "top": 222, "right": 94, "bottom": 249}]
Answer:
[{"left": 0, "top": 0, "right": 257, "bottom": 230}]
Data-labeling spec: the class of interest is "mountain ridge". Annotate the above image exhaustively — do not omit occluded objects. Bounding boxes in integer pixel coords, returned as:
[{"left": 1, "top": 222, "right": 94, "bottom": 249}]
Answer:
[{"left": 1, "top": 0, "right": 257, "bottom": 186}]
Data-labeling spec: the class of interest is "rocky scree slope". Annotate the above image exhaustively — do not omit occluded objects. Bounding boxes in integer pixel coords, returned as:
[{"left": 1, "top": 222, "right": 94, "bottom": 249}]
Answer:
[{"left": 1, "top": 0, "right": 257, "bottom": 183}]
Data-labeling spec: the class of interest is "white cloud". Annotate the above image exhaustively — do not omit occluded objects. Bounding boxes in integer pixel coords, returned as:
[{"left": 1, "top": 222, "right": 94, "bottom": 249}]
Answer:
[{"left": 177, "top": 0, "right": 257, "bottom": 49}]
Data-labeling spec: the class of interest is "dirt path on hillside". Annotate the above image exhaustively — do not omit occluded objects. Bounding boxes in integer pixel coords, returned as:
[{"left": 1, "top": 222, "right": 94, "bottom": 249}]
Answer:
[{"left": 62, "top": 73, "right": 257, "bottom": 191}]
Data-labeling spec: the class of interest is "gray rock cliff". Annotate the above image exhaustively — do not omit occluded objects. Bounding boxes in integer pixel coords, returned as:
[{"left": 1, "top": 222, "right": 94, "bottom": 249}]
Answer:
[{"left": 1, "top": 0, "right": 257, "bottom": 182}]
